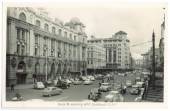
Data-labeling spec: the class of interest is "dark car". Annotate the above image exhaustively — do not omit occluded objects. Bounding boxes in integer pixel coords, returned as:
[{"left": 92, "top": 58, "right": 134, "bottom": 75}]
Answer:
[
  {"left": 88, "top": 88, "right": 102, "bottom": 101},
  {"left": 56, "top": 80, "right": 70, "bottom": 89}
]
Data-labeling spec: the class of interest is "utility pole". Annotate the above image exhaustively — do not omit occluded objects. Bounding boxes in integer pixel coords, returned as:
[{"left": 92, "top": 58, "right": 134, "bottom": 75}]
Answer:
[{"left": 152, "top": 30, "right": 156, "bottom": 88}]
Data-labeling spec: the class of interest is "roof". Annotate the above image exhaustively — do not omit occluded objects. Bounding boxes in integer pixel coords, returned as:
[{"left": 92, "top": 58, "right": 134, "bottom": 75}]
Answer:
[{"left": 115, "top": 31, "right": 127, "bottom": 35}]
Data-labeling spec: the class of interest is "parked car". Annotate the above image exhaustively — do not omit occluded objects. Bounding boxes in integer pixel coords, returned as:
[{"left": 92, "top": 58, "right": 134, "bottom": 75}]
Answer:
[
  {"left": 118, "top": 73, "right": 126, "bottom": 76},
  {"left": 87, "top": 76, "right": 95, "bottom": 81},
  {"left": 136, "top": 81, "right": 145, "bottom": 88},
  {"left": 79, "top": 76, "right": 87, "bottom": 81},
  {"left": 73, "top": 80, "right": 82, "bottom": 85},
  {"left": 83, "top": 79, "right": 93, "bottom": 85},
  {"left": 130, "top": 85, "right": 140, "bottom": 95},
  {"left": 57, "top": 80, "right": 70, "bottom": 89},
  {"left": 33, "top": 82, "right": 45, "bottom": 89},
  {"left": 105, "top": 91, "right": 124, "bottom": 102},
  {"left": 88, "top": 88, "right": 102, "bottom": 101},
  {"left": 99, "top": 83, "right": 112, "bottom": 92},
  {"left": 126, "top": 80, "right": 133, "bottom": 87},
  {"left": 42, "top": 87, "right": 63, "bottom": 97},
  {"left": 64, "top": 79, "right": 72, "bottom": 85}
]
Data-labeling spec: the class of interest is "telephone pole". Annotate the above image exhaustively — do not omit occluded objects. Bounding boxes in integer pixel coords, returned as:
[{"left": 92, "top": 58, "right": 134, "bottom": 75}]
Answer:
[{"left": 152, "top": 30, "right": 156, "bottom": 88}]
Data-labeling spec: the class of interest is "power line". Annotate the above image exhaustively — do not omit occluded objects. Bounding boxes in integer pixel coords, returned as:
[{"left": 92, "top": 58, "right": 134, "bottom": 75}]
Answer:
[{"left": 130, "top": 41, "right": 152, "bottom": 47}]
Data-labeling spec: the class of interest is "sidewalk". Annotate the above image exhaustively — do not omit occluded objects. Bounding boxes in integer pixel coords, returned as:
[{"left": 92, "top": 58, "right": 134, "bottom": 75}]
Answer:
[{"left": 6, "top": 84, "right": 33, "bottom": 90}]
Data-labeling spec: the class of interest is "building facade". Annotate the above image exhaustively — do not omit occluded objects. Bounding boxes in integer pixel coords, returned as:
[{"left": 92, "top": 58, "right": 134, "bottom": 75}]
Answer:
[
  {"left": 87, "top": 31, "right": 131, "bottom": 70},
  {"left": 87, "top": 43, "right": 106, "bottom": 70},
  {"left": 141, "top": 48, "right": 160, "bottom": 71},
  {"left": 159, "top": 15, "right": 165, "bottom": 71},
  {"left": 6, "top": 7, "right": 87, "bottom": 85}
]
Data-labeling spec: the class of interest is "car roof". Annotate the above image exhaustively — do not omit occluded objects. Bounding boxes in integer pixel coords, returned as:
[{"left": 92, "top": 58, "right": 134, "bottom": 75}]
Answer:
[{"left": 102, "top": 83, "right": 109, "bottom": 85}]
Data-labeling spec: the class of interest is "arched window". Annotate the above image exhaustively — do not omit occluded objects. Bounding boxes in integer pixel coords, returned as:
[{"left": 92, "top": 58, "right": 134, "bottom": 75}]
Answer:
[
  {"left": 35, "top": 63, "right": 40, "bottom": 74},
  {"left": 19, "top": 12, "right": 26, "bottom": 21},
  {"left": 36, "top": 20, "right": 41, "bottom": 27},
  {"left": 52, "top": 27, "right": 56, "bottom": 34},
  {"left": 44, "top": 23, "right": 49, "bottom": 31}
]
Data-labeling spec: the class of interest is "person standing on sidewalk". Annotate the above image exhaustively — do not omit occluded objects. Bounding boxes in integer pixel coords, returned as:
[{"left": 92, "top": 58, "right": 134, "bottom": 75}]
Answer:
[{"left": 11, "top": 84, "right": 15, "bottom": 92}]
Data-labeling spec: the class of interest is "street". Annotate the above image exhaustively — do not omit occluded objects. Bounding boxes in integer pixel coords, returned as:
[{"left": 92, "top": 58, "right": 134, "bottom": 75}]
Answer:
[{"left": 6, "top": 74, "right": 139, "bottom": 102}]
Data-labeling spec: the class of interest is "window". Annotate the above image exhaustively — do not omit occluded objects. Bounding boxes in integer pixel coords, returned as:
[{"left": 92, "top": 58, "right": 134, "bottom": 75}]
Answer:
[
  {"left": 74, "top": 36, "right": 76, "bottom": 41},
  {"left": 36, "top": 20, "right": 41, "bottom": 27},
  {"left": 22, "top": 31, "right": 25, "bottom": 41},
  {"left": 44, "top": 23, "right": 49, "bottom": 31},
  {"left": 69, "top": 34, "right": 72, "bottom": 39},
  {"left": 58, "top": 29, "right": 62, "bottom": 36},
  {"left": 35, "top": 47, "right": 38, "bottom": 56},
  {"left": 17, "top": 29, "right": 20, "bottom": 39},
  {"left": 19, "top": 13, "right": 26, "bottom": 21},
  {"left": 21, "top": 46, "right": 25, "bottom": 55},
  {"left": 64, "top": 31, "right": 67, "bottom": 37},
  {"left": 52, "top": 27, "right": 56, "bottom": 34},
  {"left": 17, "top": 44, "right": 20, "bottom": 54}
]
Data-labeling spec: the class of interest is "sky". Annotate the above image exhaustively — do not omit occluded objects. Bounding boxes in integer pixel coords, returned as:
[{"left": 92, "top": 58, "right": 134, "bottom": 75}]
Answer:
[{"left": 42, "top": 3, "right": 166, "bottom": 59}]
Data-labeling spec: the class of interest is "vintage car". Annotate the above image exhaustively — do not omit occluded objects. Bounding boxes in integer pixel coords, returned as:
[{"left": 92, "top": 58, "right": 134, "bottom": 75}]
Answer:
[
  {"left": 83, "top": 79, "right": 93, "bottom": 85},
  {"left": 42, "top": 87, "right": 63, "bottom": 97},
  {"left": 126, "top": 80, "right": 133, "bottom": 87},
  {"left": 33, "top": 82, "right": 45, "bottom": 89},
  {"left": 99, "top": 83, "right": 112, "bottom": 92},
  {"left": 56, "top": 80, "right": 70, "bottom": 89},
  {"left": 136, "top": 81, "right": 145, "bottom": 88},
  {"left": 105, "top": 91, "right": 124, "bottom": 102},
  {"left": 88, "top": 88, "right": 102, "bottom": 101},
  {"left": 87, "top": 76, "right": 95, "bottom": 81},
  {"left": 73, "top": 80, "right": 82, "bottom": 85},
  {"left": 130, "top": 85, "right": 140, "bottom": 95}
]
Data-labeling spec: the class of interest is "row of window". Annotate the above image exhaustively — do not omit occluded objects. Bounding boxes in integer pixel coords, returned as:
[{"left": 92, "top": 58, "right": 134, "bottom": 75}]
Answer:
[{"left": 19, "top": 12, "right": 81, "bottom": 42}]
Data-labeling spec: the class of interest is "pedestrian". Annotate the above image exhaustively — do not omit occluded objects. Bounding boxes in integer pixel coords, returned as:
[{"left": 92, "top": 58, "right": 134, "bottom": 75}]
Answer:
[
  {"left": 99, "top": 82, "right": 101, "bottom": 87},
  {"left": 11, "top": 84, "right": 15, "bottom": 92}
]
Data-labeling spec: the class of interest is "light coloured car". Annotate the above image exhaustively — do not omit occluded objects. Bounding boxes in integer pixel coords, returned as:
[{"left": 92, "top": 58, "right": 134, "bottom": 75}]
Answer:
[
  {"left": 83, "top": 79, "right": 93, "bottom": 85},
  {"left": 136, "top": 81, "right": 145, "bottom": 88},
  {"left": 126, "top": 80, "right": 132, "bottom": 87},
  {"left": 99, "top": 83, "right": 112, "bottom": 92},
  {"left": 73, "top": 80, "right": 82, "bottom": 85},
  {"left": 130, "top": 85, "right": 140, "bottom": 95},
  {"left": 105, "top": 91, "right": 124, "bottom": 102},
  {"left": 34, "top": 82, "right": 45, "bottom": 89},
  {"left": 87, "top": 76, "right": 95, "bottom": 81},
  {"left": 42, "top": 87, "right": 63, "bottom": 97}
]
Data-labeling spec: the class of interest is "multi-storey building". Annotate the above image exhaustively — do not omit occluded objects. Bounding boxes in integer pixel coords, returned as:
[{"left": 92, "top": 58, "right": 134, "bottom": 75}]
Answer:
[
  {"left": 159, "top": 15, "right": 165, "bottom": 71},
  {"left": 87, "top": 31, "right": 131, "bottom": 70},
  {"left": 87, "top": 43, "right": 106, "bottom": 70},
  {"left": 6, "top": 7, "right": 87, "bottom": 85},
  {"left": 141, "top": 48, "right": 160, "bottom": 71}
]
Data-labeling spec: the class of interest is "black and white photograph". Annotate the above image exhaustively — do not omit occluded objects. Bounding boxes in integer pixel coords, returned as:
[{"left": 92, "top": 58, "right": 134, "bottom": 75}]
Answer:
[{"left": 0, "top": 0, "right": 169, "bottom": 109}]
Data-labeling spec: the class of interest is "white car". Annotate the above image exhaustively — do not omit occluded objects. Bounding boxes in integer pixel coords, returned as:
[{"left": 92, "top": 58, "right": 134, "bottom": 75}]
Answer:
[
  {"left": 99, "top": 83, "right": 112, "bottom": 92},
  {"left": 87, "top": 76, "right": 95, "bottom": 81},
  {"left": 73, "top": 80, "right": 82, "bottom": 85},
  {"left": 42, "top": 87, "right": 63, "bottom": 97},
  {"left": 105, "top": 91, "right": 124, "bottom": 102},
  {"left": 34, "top": 82, "right": 45, "bottom": 89},
  {"left": 126, "top": 80, "right": 132, "bottom": 87},
  {"left": 136, "top": 82, "right": 145, "bottom": 88},
  {"left": 83, "top": 80, "right": 93, "bottom": 85},
  {"left": 130, "top": 85, "right": 140, "bottom": 95}
]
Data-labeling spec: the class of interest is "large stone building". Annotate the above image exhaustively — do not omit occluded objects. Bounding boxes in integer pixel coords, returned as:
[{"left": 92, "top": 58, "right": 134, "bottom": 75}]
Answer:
[
  {"left": 6, "top": 7, "right": 87, "bottom": 85},
  {"left": 159, "top": 14, "right": 165, "bottom": 71},
  {"left": 87, "top": 43, "right": 106, "bottom": 71},
  {"left": 141, "top": 48, "right": 160, "bottom": 71},
  {"left": 87, "top": 31, "right": 131, "bottom": 70}
]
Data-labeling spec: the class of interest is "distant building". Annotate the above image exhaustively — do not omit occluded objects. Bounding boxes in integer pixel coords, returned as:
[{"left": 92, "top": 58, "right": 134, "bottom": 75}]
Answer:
[
  {"left": 159, "top": 14, "right": 165, "bottom": 71},
  {"left": 88, "top": 31, "right": 131, "bottom": 70},
  {"left": 141, "top": 48, "right": 160, "bottom": 71},
  {"left": 87, "top": 43, "right": 106, "bottom": 71},
  {"left": 6, "top": 8, "right": 87, "bottom": 85},
  {"left": 135, "top": 59, "right": 143, "bottom": 70}
]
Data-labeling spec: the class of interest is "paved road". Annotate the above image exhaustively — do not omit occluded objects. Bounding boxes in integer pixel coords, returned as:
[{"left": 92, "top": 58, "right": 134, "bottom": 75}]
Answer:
[{"left": 6, "top": 74, "right": 138, "bottom": 102}]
